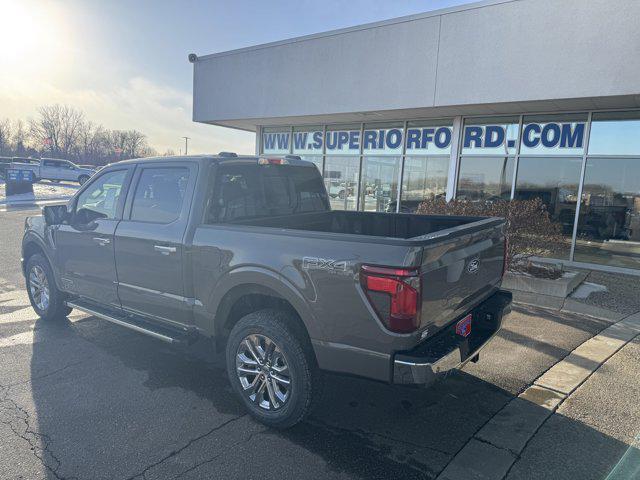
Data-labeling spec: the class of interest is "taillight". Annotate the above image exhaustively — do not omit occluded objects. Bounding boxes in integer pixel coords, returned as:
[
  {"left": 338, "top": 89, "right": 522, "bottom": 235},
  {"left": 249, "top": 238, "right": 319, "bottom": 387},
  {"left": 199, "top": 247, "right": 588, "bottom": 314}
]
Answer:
[
  {"left": 360, "top": 265, "right": 421, "bottom": 334},
  {"left": 258, "top": 157, "right": 288, "bottom": 165}
]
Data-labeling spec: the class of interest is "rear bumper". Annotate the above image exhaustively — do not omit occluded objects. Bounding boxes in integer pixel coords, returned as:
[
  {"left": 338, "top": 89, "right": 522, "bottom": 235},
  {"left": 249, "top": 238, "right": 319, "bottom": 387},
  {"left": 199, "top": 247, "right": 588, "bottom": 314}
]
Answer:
[{"left": 392, "top": 290, "right": 512, "bottom": 386}]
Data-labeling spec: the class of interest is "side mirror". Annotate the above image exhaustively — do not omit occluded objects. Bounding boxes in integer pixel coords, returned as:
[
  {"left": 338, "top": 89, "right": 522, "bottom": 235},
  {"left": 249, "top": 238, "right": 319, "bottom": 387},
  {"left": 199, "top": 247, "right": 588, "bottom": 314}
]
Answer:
[{"left": 43, "top": 204, "right": 69, "bottom": 226}]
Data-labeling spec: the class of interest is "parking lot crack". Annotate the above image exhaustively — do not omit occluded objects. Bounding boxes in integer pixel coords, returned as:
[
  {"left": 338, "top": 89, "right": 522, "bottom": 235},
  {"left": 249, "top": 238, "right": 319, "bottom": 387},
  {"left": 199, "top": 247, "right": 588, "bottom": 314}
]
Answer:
[
  {"left": 472, "top": 435, "right": 519, "bottom": 457},
  {"left": 173, "top": 429, "right": 264, "bottom": 479},
  {"left": 0, "top": 391, "right": 74, "bottom": 480},
  {"left": 124, "top": 414, "right": 247, "bottom": 480}
]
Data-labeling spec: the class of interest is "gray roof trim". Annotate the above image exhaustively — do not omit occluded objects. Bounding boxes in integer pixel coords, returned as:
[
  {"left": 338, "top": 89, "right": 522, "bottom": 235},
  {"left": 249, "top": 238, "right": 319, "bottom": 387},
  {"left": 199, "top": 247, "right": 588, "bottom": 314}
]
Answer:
[{"left": 194, "top": 0, "right": 520, "bottom": 61}]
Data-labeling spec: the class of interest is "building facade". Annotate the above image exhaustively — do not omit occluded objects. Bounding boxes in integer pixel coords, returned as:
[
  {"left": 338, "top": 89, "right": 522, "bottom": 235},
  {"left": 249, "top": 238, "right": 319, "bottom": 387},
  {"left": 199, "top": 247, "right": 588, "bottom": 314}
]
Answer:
[{"left": 191, "top": 0, "right": 640, "bottom": 272}]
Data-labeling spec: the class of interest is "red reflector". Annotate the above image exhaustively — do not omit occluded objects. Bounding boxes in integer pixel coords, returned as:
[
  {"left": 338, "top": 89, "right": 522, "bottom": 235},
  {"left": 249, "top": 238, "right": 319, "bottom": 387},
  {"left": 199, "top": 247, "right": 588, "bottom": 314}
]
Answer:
[
  {"left": 360, "top": 265, "right": 419, "bottom": 277},
  {"left": 360, "top": 265, "right": 421, "bottom": 334},
  {"left": 456, "top": 314, "right": 472, "bottom": 337}
]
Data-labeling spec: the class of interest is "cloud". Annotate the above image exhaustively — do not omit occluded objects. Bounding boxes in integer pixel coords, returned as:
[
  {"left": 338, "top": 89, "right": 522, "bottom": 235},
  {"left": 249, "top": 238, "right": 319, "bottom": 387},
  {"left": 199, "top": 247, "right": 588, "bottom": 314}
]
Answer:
[{"left": 0, "top": 75, "right": 255, "bottom": 155}]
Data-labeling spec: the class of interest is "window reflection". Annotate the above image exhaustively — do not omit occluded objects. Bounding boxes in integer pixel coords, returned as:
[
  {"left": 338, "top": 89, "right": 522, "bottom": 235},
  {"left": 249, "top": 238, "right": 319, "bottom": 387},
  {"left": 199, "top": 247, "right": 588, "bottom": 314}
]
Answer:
[
  {"left": 359, "top": 156, "right": 400, "bottom": 212},
  {"left": 514, "top": 156, "right": 583, "bottom": 259},
  {"left": 298, "top": 155, "right": 323, "bottom": 173},
  {"left": 588, "top": 112, "right": 640, "bottom": 156},
  {"left": 574, "top": 158, "right": 640, "bottom": 268},
  {"left": 456, "top": 156, "right": 513, "bottom": 201},
  {"left": 398, "top": 156, "right": 448, "bottom": 212},
  {"left": 323, "top": 156, "right": 360, "bottom": 211}
]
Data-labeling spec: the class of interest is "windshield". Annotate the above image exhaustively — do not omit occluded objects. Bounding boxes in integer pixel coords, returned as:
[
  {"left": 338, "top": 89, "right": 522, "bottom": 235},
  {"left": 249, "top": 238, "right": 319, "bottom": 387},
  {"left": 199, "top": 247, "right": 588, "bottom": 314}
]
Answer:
[{"left": 206, "top": 164, "right": 329, "bottom": 223}]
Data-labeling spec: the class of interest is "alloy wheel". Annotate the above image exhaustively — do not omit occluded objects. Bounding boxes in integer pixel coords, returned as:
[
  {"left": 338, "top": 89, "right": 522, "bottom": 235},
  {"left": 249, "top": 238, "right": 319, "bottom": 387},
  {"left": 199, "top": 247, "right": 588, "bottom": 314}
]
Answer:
[
  {"left": 29, "top": 265, "right": 50, "bottom": 311},
  {"left": 236, "top": 334, "right": 291, "bottom": 410}
]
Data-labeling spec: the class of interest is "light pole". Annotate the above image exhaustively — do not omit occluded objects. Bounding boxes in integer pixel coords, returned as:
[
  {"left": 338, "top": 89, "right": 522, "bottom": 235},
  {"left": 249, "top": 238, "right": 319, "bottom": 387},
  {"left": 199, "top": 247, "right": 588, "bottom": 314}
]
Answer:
[{"left": 182, "top": 136, "right": 190, "bottom": 155}]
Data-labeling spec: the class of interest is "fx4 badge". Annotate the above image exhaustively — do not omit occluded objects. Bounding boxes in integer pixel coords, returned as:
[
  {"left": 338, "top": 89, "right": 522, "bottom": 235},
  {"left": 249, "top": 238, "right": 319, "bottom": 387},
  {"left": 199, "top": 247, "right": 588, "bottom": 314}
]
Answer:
[
  {"left": 302, "top": 257, "right": 348, "bottom": 274},
  {"left": 466, "top": 258, "right": 480, "bottom": 274}
]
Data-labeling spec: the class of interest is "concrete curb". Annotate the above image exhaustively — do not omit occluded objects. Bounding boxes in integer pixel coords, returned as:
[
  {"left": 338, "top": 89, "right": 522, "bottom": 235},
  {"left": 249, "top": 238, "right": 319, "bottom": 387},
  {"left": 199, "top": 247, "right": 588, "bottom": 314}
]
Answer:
[
  {"left": 436, "top": 312, "right": 640, "bottom": 480},
  {"left": 512, "top": 292, "right": 626, "bottom": 324}
]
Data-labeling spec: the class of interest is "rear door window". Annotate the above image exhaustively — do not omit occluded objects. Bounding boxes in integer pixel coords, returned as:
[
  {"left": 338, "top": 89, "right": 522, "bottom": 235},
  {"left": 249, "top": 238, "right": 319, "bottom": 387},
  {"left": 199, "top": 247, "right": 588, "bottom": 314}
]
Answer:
[
  {"left": 206, "top": 164, "right": 328, "bottom": 223},
  {"left": 130, "top": 167, "right": 190, "bottom": 224}
]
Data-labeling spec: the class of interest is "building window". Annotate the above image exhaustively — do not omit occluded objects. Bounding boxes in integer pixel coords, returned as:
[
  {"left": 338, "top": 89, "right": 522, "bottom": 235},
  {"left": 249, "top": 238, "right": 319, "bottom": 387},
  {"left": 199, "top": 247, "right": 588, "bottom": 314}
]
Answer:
[
  {"left": 457, "top": 116, "right": 519, "bottom": 201},
  {"left": 514, "top": 156, "right": 583, "bottom": 259},
  {"left": 400, "top": 156, "right": 448, "bottom": 212},
  {"left": 292, "top": 125, "right": 324, "bottom": 173},
  {"left": 324, "top": 156, "right": 360, "bottom": 211},
  {"left": 573, "top": 112, "right": 640, "bottom": 268},
  {"left": 262, "top": 127, "right": 291, "bottom": 154},
  {"left": 360, "top": 156, "right": 400, "bottom": 212},
  {"left": 457, "top": 156, "right": 514, "bottom": 200}
]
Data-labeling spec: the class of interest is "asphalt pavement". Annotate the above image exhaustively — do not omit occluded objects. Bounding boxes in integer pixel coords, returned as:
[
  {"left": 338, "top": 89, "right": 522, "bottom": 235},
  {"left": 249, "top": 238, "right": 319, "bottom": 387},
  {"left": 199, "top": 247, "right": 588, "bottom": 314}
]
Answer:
[{"left": 0, "top": 208, "right": 639, "bottom": 480}]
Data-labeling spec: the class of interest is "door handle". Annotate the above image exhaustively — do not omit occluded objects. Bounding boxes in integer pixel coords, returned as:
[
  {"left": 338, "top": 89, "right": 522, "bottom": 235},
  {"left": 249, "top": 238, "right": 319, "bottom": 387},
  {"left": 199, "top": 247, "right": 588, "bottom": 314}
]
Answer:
[
  {"left": 93, "top": 237, "right": 111, "bottom": 246},
  {"left": 154, "top": 245, "right": 177, "bottom": 255}
]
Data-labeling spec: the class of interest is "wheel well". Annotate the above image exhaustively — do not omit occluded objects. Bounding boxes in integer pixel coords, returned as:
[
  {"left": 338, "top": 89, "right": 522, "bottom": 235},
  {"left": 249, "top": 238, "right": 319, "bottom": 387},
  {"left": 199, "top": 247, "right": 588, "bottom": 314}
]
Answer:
[
  {"left": 215, "top": 285, "right": 315, "bottom": 361},
  {"left": 22, "top": 241, "right": 45, "bottom": 274}
]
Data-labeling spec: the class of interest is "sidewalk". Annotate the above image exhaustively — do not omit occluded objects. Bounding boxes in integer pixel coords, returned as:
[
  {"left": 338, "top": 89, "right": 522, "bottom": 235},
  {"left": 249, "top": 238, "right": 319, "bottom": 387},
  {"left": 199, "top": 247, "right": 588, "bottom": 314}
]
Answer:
[
  {"left": 508, "top": 335, "right": 640, "bottom": 479},
  {"left": 438, "top": 312, "right": 640, "bottom": 480}
]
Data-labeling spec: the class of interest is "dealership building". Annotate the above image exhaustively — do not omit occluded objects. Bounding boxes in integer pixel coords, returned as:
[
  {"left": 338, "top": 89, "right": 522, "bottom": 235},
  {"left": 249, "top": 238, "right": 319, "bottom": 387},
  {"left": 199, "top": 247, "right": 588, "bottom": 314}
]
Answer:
[{"left": 191, "top": 0, "right": 640, "bottom": 273}]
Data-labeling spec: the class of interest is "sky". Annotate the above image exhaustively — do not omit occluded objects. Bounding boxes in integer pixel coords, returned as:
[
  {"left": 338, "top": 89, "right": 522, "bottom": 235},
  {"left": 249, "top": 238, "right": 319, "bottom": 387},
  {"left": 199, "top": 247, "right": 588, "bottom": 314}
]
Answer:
[{"left": 0, "top": 0, "right": 474, "bottom": 155}]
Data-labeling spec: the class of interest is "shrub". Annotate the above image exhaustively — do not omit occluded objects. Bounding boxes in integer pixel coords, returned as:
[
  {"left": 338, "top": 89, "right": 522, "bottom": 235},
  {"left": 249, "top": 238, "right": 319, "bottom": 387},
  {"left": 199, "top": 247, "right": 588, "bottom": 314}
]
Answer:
[{"left": 415, "top": 197, "right": 566, "bottom": 271}]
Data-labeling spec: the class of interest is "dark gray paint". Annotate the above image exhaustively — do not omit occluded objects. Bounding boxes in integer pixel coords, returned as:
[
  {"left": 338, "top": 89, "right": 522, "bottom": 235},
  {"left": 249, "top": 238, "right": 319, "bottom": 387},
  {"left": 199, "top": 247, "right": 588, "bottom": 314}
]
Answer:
[{"left": 22, "top": 155, "right": 506, "bottom": 383}]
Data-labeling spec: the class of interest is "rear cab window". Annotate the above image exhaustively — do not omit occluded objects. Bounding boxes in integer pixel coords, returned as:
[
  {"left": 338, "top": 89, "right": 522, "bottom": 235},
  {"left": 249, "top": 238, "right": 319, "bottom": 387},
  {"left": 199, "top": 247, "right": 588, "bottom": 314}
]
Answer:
[{"left": 205, "top": 163, "right": 328, "bottom": 223}]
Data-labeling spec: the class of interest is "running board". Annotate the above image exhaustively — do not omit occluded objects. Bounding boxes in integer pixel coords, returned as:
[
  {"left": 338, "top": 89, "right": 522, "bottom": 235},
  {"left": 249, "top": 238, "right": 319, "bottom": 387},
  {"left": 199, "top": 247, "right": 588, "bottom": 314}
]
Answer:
[{"left": 66, "top": 301, "right": 194, "bottom": 345}]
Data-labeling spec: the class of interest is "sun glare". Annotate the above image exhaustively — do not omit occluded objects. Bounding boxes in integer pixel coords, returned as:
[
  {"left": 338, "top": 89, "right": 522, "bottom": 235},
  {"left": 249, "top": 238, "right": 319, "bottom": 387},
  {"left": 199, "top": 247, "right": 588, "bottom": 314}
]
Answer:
[{"left": 0, "top": 0, "right": 69, "bottom": 73}]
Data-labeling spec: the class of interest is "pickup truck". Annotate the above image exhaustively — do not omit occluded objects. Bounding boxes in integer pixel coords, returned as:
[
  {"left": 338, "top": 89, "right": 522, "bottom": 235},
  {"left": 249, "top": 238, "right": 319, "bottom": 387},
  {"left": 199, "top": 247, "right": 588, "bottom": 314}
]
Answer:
[
  {"left": 13, "top": 157, "right": 96, "bottom": 185},
  {"left": 22, "top": 154, "right": 511, "bottom": 428}
]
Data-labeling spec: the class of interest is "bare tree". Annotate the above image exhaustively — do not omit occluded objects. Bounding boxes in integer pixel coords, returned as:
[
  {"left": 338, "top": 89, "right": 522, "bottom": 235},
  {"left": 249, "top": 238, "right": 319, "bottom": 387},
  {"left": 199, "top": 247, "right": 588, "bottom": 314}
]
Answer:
[
  {"left": 123, "top": 130, "right": 148, "bottom": 158},
  {"left": 108, "top": 129, "right": 128, "bottom": 161},
  {"left": 12, "top": 119, "right": 28, "bottom": 156},
  {"left": 78, "top": 120, "right": 109, "bottom": 165},
  {"left": 5, "top": 104, "right": 167, "bottom": 164},
  {"left": 29, "top": 105, "right": 85, "bottom": 158},
  {"left": 0, "top": 119, "right": 11, "bottom": 156}
]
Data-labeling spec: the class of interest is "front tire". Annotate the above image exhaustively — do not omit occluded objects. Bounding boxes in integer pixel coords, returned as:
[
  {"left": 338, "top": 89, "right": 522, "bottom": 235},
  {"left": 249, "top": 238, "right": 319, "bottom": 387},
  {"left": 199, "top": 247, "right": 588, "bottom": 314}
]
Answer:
[
  {"left": 78, "top": 175, "right": 90, "bottom": 185},
  {"left": 26, "top": 254, "right": 72, "bottom": 321},
  {"left": 226, "top": 309, "right": 320, "bottom": 428}
]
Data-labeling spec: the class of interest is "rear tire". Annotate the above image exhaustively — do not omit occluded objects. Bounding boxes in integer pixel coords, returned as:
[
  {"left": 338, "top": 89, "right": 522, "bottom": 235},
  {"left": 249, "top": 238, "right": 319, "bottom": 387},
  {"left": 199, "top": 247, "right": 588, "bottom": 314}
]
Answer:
[
  {"left": 78, "top": 175, "right": 90, "bottom": 185},
  {"left": 25, "top": 254, "right": 72, "bottom": 321},
  {"left": 226, "top": 309, "right": 321, "bottom": 428}
]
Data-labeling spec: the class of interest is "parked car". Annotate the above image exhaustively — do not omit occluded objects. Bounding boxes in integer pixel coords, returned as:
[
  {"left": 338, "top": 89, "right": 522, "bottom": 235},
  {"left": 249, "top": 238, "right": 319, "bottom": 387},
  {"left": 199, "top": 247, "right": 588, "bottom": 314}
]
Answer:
[
  {"left": 12, "top": 158, "right": 96, "bottom": 184},
  {"left": 0, "top": 156, "right": 12, "bottom": 179},
  {"left": 22, "top": 154, "right": 511, "bottom": 428}
]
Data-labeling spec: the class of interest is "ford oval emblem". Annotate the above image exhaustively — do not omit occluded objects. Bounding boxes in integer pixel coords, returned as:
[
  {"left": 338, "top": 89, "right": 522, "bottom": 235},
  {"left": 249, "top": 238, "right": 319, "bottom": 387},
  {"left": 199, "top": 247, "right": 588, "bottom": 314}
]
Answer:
[{"left": 467, "top": 259, "right": 480, "bottom": 274}]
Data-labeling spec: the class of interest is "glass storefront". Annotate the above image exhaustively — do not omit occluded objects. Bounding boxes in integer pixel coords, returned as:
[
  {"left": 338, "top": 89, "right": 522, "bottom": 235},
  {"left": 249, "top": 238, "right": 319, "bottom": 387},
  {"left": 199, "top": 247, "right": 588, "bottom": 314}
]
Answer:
[
  {"left": 573, "top": 111, "right": 640, "bottom": 269},
  {"left": 260, "top": 110, "right": 640, "bottom": 271},
  {"left": 400, "top": 156, "right": 448, "bottom": 211},
  {"left": 324, "top": 156, "right": 359, "bottom": 211},
  {"left": 360, "top": 156, "right": 400, "bottom": 212},
  {"left": 457, "top": 117, "right": 518, "bottom": 201},
  {"left": 514, "top": 156, "right": 582, "bottom": 258},
  {"left": 457, "top": 156, "right": 513, "bottom": 200}
]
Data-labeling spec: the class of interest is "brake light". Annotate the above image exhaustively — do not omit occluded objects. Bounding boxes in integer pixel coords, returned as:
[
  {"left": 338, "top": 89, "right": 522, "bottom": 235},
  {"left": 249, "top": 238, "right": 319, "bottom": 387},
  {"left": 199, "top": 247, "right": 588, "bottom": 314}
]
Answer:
[
  {"left": 258, "top": 157, "right": 288, "bottom": 165},
  {"left": 360, "top": 265, "right": 421, "bottom": 333}
]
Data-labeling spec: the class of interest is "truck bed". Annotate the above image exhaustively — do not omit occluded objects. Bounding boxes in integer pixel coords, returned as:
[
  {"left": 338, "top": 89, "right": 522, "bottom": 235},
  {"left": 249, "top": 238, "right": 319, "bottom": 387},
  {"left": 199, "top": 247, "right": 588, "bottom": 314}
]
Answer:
[{"left": 226, "top": 210, "right": 497, "bottom": 241}]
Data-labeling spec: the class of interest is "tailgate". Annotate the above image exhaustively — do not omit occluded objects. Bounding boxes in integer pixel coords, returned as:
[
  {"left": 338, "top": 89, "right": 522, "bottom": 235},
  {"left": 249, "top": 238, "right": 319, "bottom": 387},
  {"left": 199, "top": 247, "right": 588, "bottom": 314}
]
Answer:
[{"left": 418, "top": 218, "right": 506, "bottom": 338}]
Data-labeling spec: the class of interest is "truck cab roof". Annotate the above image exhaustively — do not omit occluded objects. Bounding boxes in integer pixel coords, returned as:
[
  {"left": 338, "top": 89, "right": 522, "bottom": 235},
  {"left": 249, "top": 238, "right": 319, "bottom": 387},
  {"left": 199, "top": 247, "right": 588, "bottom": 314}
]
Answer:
[{"left": 113, "top": 153, "right": 316, "bottom": 168}]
